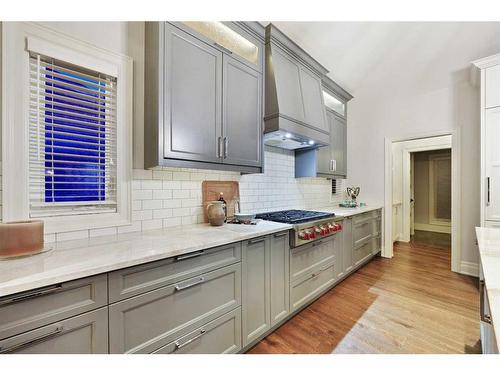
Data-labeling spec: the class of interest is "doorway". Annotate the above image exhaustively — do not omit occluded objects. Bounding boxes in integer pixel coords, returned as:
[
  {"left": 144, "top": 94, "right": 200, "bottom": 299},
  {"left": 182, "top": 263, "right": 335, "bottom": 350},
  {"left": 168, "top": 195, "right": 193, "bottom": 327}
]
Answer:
[
  {"left": 411, "top": 149, "right": 452, "bottom": 249},
  {"left": 383, "top": 133, "right": 461, "bottom": 273}
]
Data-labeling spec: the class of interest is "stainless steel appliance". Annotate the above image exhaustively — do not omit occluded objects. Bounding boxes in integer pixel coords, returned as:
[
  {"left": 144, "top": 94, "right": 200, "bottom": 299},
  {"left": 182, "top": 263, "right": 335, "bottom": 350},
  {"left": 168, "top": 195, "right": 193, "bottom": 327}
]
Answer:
[{"left": 255, "top": 210, "right": 343, "bottom": 247}]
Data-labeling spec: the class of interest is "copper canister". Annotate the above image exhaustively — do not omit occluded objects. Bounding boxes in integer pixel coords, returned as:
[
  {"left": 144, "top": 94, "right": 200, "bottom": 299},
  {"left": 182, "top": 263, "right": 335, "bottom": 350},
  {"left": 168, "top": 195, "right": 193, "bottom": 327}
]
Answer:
[{"left": 0, "top": 220, "right": 45, "bottom": 259}]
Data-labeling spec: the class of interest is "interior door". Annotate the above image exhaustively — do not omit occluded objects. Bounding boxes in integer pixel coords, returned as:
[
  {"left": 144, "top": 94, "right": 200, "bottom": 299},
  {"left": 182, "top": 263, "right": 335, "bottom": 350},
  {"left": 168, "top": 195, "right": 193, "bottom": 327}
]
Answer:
[
  {"left": 485, "top": 107, "right": 500, "bottom": 221},
  {"left": 410, "top": 153, "right": 415, "bottom": 236},
  {"left": 222, "top": 55, "right": 262, "bottom": 167},
  {"left": 163, "top": 23, "right": 222, "bottom": 163}
]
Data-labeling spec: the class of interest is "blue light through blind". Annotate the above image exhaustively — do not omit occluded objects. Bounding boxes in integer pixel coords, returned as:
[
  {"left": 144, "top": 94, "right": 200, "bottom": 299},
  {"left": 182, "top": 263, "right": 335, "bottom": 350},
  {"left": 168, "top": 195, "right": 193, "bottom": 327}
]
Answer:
[{"left": 29, "top": 55, "right": 117, "bottom": 217}]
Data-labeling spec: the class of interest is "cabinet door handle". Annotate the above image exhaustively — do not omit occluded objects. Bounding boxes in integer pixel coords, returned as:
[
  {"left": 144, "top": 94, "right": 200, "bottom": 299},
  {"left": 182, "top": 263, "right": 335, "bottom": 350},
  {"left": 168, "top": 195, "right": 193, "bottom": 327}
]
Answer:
[
  {"left": 487, "top": 177, "right": 491, "bottom": 206},
  {"left": 0, "top": 325, "right": 64, "bottom": 353},
  {"left": 224, "top": 137, "right": 228, "bottom": 158},
  {"left": 217, "top": 137, "right": 222, "bottom": 158},
  {"left": 274, "top": 232, "right": 288, "bottom": 238},
  {"left": 174, "top": 276, "right": 205, "bottom": 291},
  {"left": 175, "top": 328, "right": 207, "bottom": 350},
  {"left": 0, "top": 284, "right": 63, "bottom": 307},
  {"left": 175, "top": 250, "right": 205, "bottom": 261},
  {"left": 213, "top": 42, "right": 233, "bottom": 55},
  {"left": 248, "top": 237, "right": 265, "bottom": 245},
  {"left": 332, "top": 159, "right": 337, "bottom": 172}
]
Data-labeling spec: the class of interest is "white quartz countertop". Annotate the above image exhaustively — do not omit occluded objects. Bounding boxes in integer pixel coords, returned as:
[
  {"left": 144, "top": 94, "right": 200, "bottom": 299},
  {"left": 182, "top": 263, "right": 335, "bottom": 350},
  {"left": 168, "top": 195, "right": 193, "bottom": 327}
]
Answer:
[
  {"left": 475, "top": 227, "right": 500, "bottom": 352},
  {"left": 314, "top": 204, "right": 383, "bottom": 217},
  {"left": 0, "top": 220, "right": 292, "bottom": 298}
]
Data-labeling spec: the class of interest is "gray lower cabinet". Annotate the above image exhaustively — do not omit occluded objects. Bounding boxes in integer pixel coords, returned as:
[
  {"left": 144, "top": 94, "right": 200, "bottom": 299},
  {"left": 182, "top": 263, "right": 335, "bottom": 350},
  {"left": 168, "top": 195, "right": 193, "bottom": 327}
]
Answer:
[
  {"left": 242, "top": 231, "right": 290, "bottom": 346},
  {"left": 0, "top": 308, "right": 108, "bottom": 354},
  {"left": 342, "top": 217, "right": 354, "bottom": 275},
  {"left": 291, "top": 262, "right": 336, "bottom": 312},
  {"left": 152, "top": 308, "right": 242, "bottom": 354},
  {"left": 108, "top": 242, "right": 241, "bottom": 303},
  {"left": 269, "top": 232, "right": 290, "bottom": 327},
  {"left": 108, "top": 263, "right": 241, "bottom": 353},
  {"left": 242, "top": 236, "right": 271, "bottom": 346},
  {"left": 222, "top": 55, "right": 262, "bottom": 168},
  {"left": 0, "top": 274, "right": 107, "bottom": 340}
]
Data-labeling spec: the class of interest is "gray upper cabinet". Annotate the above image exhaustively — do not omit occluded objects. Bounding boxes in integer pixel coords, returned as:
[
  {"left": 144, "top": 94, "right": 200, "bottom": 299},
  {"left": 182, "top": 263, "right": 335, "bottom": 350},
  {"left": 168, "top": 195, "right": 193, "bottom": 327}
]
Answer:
[
  {"left": 163, "top": 24, "right": 222, "bottom": 163},
  {"left": 144, "top": 22, "right": 264, "bottom": 173},
  {"left": 222, "top": 56, "right": 262, "bottom": 167},
  {"left": 295, "top": 76, "right": 352, "bottom": 179}
]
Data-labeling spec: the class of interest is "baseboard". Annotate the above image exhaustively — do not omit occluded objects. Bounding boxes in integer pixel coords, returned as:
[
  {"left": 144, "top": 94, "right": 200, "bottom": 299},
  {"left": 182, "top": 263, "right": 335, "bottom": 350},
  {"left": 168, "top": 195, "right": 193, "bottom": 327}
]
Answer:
[
  {"left": 414, "top": 223, "right": 452, "bottom": 234},
  {"left": 460, "top": 261, "right": 479, "bottom": 277}
]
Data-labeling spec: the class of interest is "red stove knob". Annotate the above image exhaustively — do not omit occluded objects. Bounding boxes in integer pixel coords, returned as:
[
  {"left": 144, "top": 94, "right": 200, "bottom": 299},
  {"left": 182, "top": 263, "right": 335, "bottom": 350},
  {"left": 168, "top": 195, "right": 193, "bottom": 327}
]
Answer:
[
  {"left": 314, "top": 226, "right": 321, "bottom": 233},
  {"left": 309, "top": 230, "right": 317, "bottom": 239},
  {"left": 299, "top": 231, "right": 309, "bottom": 240}
]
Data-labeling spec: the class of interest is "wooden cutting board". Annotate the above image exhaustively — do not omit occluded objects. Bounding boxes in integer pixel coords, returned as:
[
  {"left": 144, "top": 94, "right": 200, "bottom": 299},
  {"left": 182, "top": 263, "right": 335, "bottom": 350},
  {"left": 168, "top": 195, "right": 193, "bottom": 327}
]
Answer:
[{"left": 202, "top": 181, "right": 240, "bottom": 222}]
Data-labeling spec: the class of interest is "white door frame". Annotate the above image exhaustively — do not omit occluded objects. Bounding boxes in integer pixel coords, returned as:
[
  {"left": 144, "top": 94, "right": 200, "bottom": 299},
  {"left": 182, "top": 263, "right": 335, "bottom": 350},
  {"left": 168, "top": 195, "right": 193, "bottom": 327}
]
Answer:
[{"left": 383, "top": 130, "right": 461, "bottom": 274}]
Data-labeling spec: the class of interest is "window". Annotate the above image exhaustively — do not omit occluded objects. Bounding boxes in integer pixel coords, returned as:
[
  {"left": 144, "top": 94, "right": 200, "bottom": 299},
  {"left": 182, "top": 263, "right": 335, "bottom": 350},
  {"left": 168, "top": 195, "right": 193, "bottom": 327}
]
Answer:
[
  {"left": 29, "top": 54, "right": 118, "bottom": 217},
  {"left": 2, "top": 23, "right": 132, "bottom": 233}
]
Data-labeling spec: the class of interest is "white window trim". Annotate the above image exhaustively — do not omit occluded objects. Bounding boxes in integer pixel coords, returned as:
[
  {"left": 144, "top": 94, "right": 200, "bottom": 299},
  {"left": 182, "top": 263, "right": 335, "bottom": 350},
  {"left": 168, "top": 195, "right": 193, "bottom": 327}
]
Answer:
[{"left": 2, "top": 22, "right": 133, "bottom": 234}]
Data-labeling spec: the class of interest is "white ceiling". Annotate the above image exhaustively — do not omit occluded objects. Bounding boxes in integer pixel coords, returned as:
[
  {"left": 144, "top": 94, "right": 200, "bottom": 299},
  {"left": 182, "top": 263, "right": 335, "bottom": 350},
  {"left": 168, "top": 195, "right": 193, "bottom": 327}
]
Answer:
[{"left": 264, "top": 22, "right": 500, "bottom": 96}]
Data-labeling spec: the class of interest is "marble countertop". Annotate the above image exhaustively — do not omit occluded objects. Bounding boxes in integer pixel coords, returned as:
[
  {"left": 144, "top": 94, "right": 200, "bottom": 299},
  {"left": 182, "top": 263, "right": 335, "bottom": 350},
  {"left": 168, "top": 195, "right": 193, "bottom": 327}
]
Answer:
[
  {"left": 0, "top": 220, "right": 292, "bottom": 298},
  {"left": 314, "top": 204, "right": 383, "bottom": 217},
  {"left": 475, "top": 227, "right": 500, "bottom": 352}
]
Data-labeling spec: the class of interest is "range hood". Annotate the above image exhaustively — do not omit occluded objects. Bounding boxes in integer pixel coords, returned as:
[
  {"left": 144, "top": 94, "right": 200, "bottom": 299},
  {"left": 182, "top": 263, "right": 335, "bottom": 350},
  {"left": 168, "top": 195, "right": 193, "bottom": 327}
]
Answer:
[{"left": 264, "top": 24, "right": 330, "bottom": 150}]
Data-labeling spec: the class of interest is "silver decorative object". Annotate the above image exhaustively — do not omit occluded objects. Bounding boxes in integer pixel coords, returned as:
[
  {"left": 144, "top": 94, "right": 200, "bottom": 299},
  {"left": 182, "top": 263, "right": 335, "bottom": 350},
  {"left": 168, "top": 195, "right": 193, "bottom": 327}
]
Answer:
[{"left": 346, "top": 186, "right": 360, "bottom": 202}]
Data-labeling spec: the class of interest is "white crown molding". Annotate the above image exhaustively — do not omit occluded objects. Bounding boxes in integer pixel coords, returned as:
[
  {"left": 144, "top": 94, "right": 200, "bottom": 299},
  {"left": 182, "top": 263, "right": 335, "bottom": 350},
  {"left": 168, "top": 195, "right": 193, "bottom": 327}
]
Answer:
[{"left": 472, "top": 52, "right": 500, "bottom": 70}]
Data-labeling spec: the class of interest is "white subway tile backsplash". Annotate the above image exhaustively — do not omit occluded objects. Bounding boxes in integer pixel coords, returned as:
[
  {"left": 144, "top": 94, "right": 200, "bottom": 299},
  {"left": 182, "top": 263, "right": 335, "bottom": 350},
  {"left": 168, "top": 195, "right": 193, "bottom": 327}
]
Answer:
[
  {"left": 142, "top": 200, "right": 163, "bottom": 210},
  {"left": 0, "top": 147, "right": 344, "bottom": 242},
  {"left": 89, "top": 227, "right": 117, "bottom": 238},
  {"left": 56, "top": 230, "right": 89, "bottom": 242}
]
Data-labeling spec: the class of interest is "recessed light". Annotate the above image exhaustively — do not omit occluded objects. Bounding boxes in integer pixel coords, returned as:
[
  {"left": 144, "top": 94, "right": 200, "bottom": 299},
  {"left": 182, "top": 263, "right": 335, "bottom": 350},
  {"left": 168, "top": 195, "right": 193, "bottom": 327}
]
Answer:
[
  {"left": 285, "top": 133, "right": 292, "bottom": 139},
  {"left": 308, "top": 140, "right": 315, "bottom": 145}
]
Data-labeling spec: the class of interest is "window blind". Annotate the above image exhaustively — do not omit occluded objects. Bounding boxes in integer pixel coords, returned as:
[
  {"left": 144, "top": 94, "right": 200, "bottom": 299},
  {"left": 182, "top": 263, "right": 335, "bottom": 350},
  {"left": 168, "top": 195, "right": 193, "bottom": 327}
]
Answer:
[{"left": 28, "top": 53, "right": 118, "bottom": 217}]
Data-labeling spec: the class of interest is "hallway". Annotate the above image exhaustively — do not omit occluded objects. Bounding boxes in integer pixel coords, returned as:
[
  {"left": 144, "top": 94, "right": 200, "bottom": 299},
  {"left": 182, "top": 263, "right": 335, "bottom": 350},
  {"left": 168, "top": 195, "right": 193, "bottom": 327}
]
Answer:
[{"left": 248, "top": 241, "right": 480, "bottom": 354}]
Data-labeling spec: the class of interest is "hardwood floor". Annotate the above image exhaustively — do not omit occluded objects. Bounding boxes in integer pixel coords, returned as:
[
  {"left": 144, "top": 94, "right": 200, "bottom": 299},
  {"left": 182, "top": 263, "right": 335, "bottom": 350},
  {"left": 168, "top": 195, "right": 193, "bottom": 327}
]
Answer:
[
  {"left": 412, "top": 230, "right": 451, "bottom": 249},
  {"left": 247, "top": 241, "right": 480, "bottom": 354}
]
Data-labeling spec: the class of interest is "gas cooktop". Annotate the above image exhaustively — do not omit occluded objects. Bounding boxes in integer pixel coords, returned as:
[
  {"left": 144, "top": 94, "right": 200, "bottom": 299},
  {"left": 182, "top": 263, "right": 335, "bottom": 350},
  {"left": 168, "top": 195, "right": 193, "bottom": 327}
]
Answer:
[{"left": 255, "top": 209, "right": 335, "bottom": 224}]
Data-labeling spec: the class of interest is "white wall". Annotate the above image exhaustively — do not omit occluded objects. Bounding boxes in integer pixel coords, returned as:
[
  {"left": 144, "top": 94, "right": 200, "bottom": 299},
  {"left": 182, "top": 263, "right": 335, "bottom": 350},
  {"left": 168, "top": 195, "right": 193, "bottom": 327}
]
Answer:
[{"left": 349, "top": 75, "right": 481, "bottom": 264}]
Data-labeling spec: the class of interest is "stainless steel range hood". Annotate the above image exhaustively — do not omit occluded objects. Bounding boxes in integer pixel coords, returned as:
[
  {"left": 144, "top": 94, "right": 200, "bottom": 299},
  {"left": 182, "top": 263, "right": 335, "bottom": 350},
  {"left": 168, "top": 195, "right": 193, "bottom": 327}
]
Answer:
[{"left": 264, "top": 24, "right": 330, "bottom": 150}]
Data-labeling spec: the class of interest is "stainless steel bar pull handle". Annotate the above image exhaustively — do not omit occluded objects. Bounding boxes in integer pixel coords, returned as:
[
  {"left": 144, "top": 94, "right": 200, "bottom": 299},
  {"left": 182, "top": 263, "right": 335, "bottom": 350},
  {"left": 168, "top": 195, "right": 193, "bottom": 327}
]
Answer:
[
  {"left": 174, "top": 276, "right": 205, "bottom": 291},
  {"left": 0, "top": 325, "right": 64, "bottom": 353},
  {"left": 333, "top": 159, "right": 337, "bottom": 172},
  {"left": 224, "top": 137, "right": 228, "bottom": 158},
  {"left": 217, "top": 137, "right": 222, "bottom": 158},
  {"left": 175, "top": 250, "right": 205, "bottom": 261},
  {"left": 175, "top": 329, "right": 207, "bottom": 350},
  {"left": 0, "top": 284, "right": 63, "bottom": 307},
  {"left": 487, "top": 177, "right": 491, "bottom": 206},
  {"left": 213, "top": 42, "right": 233, "bottom": 55}
]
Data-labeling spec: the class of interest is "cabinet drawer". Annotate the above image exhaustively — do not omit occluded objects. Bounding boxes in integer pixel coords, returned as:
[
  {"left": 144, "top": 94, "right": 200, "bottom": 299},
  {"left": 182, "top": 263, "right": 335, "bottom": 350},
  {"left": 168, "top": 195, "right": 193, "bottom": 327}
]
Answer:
[
  {"left": 291, "top": 262, "right": 335, "bottom": 312},
  {"left": 0, "top": 274, "right": 107, "bottom": 340},
  {"left": 353, "top": 218, "right": 381, "bottom": 246},
  {"left": 152, "top": 308, "right": 242, "bottom": 354},
  {"left": 0, "top": 307, "right": 108, "bottom": 354},
  {"left": 290, "top": 236, "right": 336, "bottom": 282},
  {"left": 352, "top": 209, "right": 381, "bottom": 225},
  {"left": 108, "top": 242, "right": 241, "bottom": 302},
  {"left": 353, "top": 237, "right": 378, "bottom": 266},
  {"left": 109, "top": 263, "right": 241, "bottom": 353}
]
